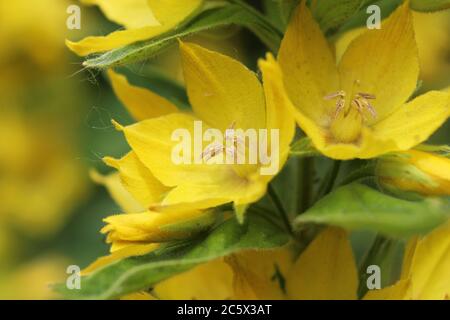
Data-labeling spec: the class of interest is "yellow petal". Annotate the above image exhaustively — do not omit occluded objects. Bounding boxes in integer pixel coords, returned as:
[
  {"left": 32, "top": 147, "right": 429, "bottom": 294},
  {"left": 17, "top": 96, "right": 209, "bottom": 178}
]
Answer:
[
  {"left": 162, "top": 178, "right": 267, "bottom": 209},
  {"left": 154, "top": 259, "right": 234, "bottom": 300},
  {"left": 108, "top": 70, "right": 178, "bottom": 121},
  {"left": 121, "top": 113, "right": 267, "bottom": 209},
  {"left": 122, "top": 113, "right": 227, "bottom": 186},
  {"left": 179, "top": 42, "right": 266, "bottom": 131},
  {"left": 82, "top": 243, "right": 159, "bottom": 275},
  {"left": 363, "top": 279, "right": 413, "bottom": 300},
  {"left": 104, "top": 151, "right": 169, "bottom": 208},
  {"left": 406, "top": 221, "right": 450, "bottom": 299},
  {"left": 89, "top": 170, "right": 144, "bottom": 213},
  {"left": 401, "top": 236, "right": 419, "bottom": 279},
  {"left": 286, "top": 227, "right": 358, "bottom": 300},
  {"left": 339, "top": 2, "right": 419, "bottom": 123},
  {"left": 372, "top": 91, "right": 450, "bottom": 151},
  {"left": 67, "top": 0, "right": 203, "bottom": 56},
  {"left": 225, "top": 248, "right": 295, "bottom": 299},
  {"left": 278, "top": 1, "right": 339, "bottom": 124},
  {"left": 101, "top": 209, "right": 217, "bottom": 243},
  {"left": 81, "top": 0, "right": 160, "bottom": 29},
  {"left": 258, "top": 53, "right": 296, "bottom": 173}
]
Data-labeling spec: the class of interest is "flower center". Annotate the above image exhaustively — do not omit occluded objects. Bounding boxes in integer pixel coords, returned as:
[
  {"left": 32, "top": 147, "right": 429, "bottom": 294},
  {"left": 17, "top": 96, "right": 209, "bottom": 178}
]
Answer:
[{"left": 325, "top": 86, "right": 377, "bottom": 143}]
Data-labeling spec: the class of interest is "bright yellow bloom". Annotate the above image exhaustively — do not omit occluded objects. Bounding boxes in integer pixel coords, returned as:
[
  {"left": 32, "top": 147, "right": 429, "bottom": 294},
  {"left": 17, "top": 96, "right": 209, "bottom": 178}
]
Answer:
[
  {"left": 227, "top": 224, "right": 450, "bottom": 300},
  {"left": 92, "top": 151, "right": 220, "bottom": 252},
  {"left": 67, "top": 0, "right": 204, "bottom": 56},
  {"left": 93, "top": 70, "right": 220, "bottom": 251},
  {"left": 376, "top": 149, "right": 450, "bottom": 197},
  {"left": 278, "top": 2, "right": 450, "bottom": 160},
  {"left": 113, "top": 42, "right": 294, "bottom": 218}
]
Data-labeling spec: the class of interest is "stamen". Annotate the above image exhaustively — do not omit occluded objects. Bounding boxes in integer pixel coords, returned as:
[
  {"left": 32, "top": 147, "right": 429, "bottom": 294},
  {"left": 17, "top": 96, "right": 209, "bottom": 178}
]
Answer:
[
  {"left": 201, "top": 143, "right": 225, "bottom": 161},
  {"left": 357, "top": 92, "right": 376, "bottom": 100},
  {"left": 334, "top": 98, "right": 345, "bottom": 118},
  {"left": 324, "top": 90, "right": 345, "bottom": 100},
  {"left": 202, "top": 121, "right": 241, "bottom": 161},
  {"left": 324, "top": 91, "right": 347, "bottom": 119}
]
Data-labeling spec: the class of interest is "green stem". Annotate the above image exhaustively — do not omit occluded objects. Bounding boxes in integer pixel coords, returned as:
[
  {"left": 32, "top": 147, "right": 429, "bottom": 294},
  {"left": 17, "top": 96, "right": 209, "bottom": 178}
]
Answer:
[
  {"left": 338, "top": 162, "right": 376, "bottom": 187},
  {"left": 313, "top": 160, "right": 342, "bottom": 203},
  {"left": 297, "top": 157, "right": 314, "bottom": 213},
  {"left": 268, "top": 184, "right": 294, "bottom": 236}
]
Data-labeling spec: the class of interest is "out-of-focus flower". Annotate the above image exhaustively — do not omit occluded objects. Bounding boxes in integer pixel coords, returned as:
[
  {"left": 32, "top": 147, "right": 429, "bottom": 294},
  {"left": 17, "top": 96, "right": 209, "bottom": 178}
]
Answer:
[
  {"left": 227, "top": 224, "right": 450, "bottom": 300},
  {"left": 277, "top": 2, "right": 449, "bottom": 160},
  {"left": 336, "top": 10, "right": 450, "bottom": 89},
  {"left": 227, "top": 228, "right": 358, "bottom": 299},
  {"left": 0, "top": 256, "right": 69, "bottom": 300},
  {"left": 67, "top": 0, "right": 205, "bottom": 56},
  {"left": 0, "top": 0, "right": 69, "bottom": 91},
  {"left": 0, "top": 110, "right": 87, "bottom": 237},
  {"left": 376, "top": 149, "right": 450, "bottom": 197}
]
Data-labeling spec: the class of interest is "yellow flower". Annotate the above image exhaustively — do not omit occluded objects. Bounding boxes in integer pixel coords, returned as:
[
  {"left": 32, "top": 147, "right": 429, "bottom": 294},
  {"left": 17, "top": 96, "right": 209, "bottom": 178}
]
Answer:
[
  {"left": 227, "top": 224, "right": 450, "bottom": 300},
  {"left": 278, "top": 1, "right": 450, "bottom": 160},
  {"left": 92, "top": 151, "right": 220, "bottom": 253},
  {"left": 92, "top": 69, "right": 221, "bottom": 251},
  {"left": 227, "top": 228, "right": 358, "bottom": 300},
  {"left": 113, "top": 42, "right": 295, "bottom": 218},
  {"left": 67, "top": 0, "right": 204, "bottom": 56},
  {"left": 0, "top": 111, "right": 87, "bottom": 237},
  {"left": 0, "top": 0, "right": 68, "bottom": 71},
  {"left": 376, "top": 149, "right": 450, "bottom": 197},
  {"left": 0, "top": 256, "right": 69, "bottom": 300}
]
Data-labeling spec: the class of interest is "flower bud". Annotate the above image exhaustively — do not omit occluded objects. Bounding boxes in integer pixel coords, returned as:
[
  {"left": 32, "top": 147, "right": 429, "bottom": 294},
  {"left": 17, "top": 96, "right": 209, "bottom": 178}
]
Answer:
[
  {"left": 101, "top": 209, "right": 218, "bottom": 244},
  {"left": 376, "top": 150, "right": 450, "bottom": 197}
]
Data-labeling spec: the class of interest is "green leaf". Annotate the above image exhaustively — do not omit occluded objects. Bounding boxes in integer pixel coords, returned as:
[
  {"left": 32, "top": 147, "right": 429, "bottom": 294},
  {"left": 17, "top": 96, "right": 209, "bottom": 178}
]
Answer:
[
  {"left": 279, "top": 0, "right": 301, "bottom": 26},
  {"left": 411, "top": 0, "right": 450, "bottom": 12},
  {"left": 294, "top": 183, "right": 450, "bottom": 238},
  {"left": 84, "top": 5, "right": 282, "bottom": 69},
  {"left": 55, "top": 214, "right": 290, "bottom": 300},
  {"left": 311, "top": 0, "right": 367, "bottom": 35},
  {"left": 290, "top": 137, "right": 320, "bottom": 157},
  {"left": 338, "top": 0, "right": 403, "bottom": 34},
  {"left": 357, "top": 235, "right": 399, "bottom": 298}
]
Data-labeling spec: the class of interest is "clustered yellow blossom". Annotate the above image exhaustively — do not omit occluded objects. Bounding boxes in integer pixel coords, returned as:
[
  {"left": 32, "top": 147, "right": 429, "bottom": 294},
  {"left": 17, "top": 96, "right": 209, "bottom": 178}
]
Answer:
[{"left": 77, "top": 0, "right": 449, "bottom": 300}]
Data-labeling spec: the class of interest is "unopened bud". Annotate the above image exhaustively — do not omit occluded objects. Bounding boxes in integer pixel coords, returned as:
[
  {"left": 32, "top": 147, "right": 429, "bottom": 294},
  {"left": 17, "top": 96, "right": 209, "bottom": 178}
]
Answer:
[{"left": 376, "top": 150, "right": 450, "bottom": 197}]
